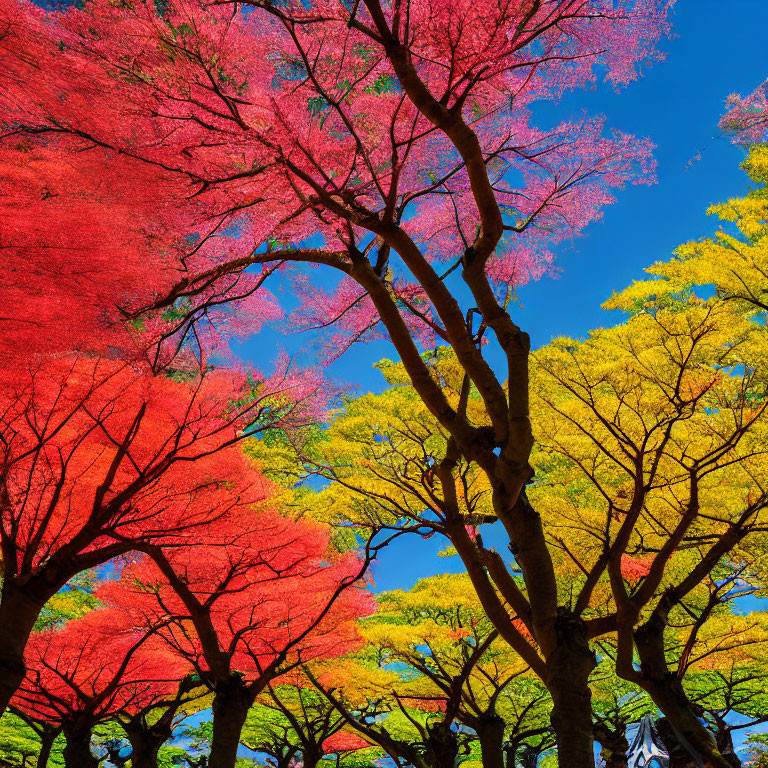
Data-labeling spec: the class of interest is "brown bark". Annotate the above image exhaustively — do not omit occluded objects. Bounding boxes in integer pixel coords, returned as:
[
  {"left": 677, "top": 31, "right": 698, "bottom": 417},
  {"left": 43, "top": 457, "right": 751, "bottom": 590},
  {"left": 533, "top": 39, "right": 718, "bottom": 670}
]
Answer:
[
  {"left": 62, "top": 723, "right": 98, "bottom": 768},
  {"left": 35, "top": 728, "right": 58, "bottom": 768},
  {"left": 714, "top": 725, "right": 741, "bottom": 768},
  {"left": 123, "top": 717, "right": 174, "bottom": 768},
  {"left": 424, "top": 721, "right": 459, "bottom": 768},
  {"left": 208, "top": 674, "right": 253, "bottom": 768},
  {"left": 300, "top": 747, "right": 322, "bottom": 768},
  {"left": 545, "top": 610, "right": 596, "bottom": 768},
  {"left": 593, "top": 723, "right": 629, "bottom": 768},
  {"left": 476, "top": 714, "right": 506, "bottom": 768},
  {"left": 0, "top": 582, "right": 48, "bottom": 716},
  {"left": 655, "top": 718, "right": 701, "bottom": 768}
]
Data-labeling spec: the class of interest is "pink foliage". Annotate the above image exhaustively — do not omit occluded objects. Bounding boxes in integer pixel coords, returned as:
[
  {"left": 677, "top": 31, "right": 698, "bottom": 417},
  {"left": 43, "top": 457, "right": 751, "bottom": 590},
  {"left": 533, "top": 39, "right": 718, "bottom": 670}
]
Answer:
[
  {"left": 0, "top": 0, "right": 672, "bottom": 361},
  {"left": 720, "top": 79, "right": 768, "bottom": 146},
  {"left": 620, "top": 554, "right": 654, "bottom": 581}
]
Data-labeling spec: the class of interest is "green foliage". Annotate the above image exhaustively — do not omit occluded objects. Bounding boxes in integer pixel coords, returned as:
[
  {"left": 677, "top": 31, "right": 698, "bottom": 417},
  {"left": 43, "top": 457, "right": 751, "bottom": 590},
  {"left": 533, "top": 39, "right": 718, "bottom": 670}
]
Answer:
[
  {"left": 0, "top": 713, "right": 64, "bottom": 768},
  {"left": 747, "top": 733, "right": 768, "bottom": 768},
  {"left": 35, "top": 571, "right": 100, "bottom": 630}
]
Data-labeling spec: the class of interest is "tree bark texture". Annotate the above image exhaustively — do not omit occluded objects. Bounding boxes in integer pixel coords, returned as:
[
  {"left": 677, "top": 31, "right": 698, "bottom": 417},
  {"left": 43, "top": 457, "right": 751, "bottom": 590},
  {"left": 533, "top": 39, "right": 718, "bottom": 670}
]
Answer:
[
  {"left": 62, "top": 725, "right": 98, "bottom": 768},
  {"left": 545, "top": 610, "right": 597, "bottom": 768},
  {"left": 35, "top": 729, "right": 58, "bottom": 768},
  {"left": 0, "top": 583, "right": 46, "bottom": 716},
  {"left": 123, "top": 719, "right": 172, "bottom": 768},
  {"left": 476, "top": 714, "right": 506, "bottom": 768},
  {"left": 208, "top": 674, "right": 253, "bottom": 768},
  {"left": 594, "top": 723, "right": 629, "bottom": 768}
]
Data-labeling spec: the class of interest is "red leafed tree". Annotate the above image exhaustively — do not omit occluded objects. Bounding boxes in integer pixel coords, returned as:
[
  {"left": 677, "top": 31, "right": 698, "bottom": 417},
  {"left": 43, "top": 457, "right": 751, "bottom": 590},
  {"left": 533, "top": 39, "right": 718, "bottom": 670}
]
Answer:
[
  {"left": 97, "top": 506, "right": 373, "bottom": 768},
  {"left": 0, "top": 355, "right": 322, "bottom": 714},
  {"left": 0, "top": 2, "right": 673, "bottom": 764},
  {"left": 13, "top": 607, "right": 190, "bottom": 768},
  {"left": 0, "top": 119, "right": 282, "bottom": 366}
]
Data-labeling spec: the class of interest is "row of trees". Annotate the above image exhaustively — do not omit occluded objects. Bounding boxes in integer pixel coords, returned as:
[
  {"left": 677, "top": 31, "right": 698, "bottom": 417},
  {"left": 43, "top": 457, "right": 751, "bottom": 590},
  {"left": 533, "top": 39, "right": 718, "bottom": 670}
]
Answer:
[
  {"left": 2, "top": 562, "right": 767, "bottom": 768},
  {"left": 1, "top": 0, "right": 767, "bottom": 764}
]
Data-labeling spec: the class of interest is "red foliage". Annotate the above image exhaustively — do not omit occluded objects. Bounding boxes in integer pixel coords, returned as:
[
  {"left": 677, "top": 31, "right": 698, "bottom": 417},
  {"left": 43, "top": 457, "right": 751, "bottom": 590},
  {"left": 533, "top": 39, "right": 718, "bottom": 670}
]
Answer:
[
  {"left": 0, "top": 352, "right": 325, "bottom": 715},
  {"left": 321, "top": 731, "right": 371, "bottom": 755},
  {"left": 97, "top": 506, "right": 373, "bottom": 687},
  {"left": 14, "top": 608, "right": 188, "bottom": 726},
  {"left": 0, "top": 0, "right": 672, "bottom": 360},
  {"left": 620, "top": 554, "right": 654, "bottom": 582},
  {"left": 0, "top": 356, "right": 321, "bottom": 584}
]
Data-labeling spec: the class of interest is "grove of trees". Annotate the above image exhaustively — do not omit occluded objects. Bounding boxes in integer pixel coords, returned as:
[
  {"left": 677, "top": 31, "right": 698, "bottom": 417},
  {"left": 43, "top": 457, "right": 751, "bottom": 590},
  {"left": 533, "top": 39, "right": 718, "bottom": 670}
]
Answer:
[{"left": 0, "top": 0, "right": 767, "bottom": 767}]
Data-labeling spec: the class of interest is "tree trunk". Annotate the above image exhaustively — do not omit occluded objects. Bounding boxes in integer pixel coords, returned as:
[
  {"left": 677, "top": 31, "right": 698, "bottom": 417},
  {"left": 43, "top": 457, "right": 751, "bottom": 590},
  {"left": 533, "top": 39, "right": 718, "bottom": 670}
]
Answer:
[
  {"left": 655, "top": 718, "right": 701, "bottom": 768},
  {"left": 208, "top": 674, "right": 253, "bottom": 768},
  {"left": 593, "top": 723, "right": 629, "bottom": 768},
  {"left": 62, "top": 724, "right": 98, "bottom": 768},
  {"left": 424, "top": 721, "right": 459, "bottom": 768},
  {"left": 634, "top": 621, "right": 730, "bottom": 768},
  {"left": 123, "top": 720, "right": 171, "bottom": 768},
  {"left": 0, "top": 582, "right": 46, "bottom": 715},
  {"left": 35, "top": 728, "right": 58, "bottom": 768},
  {"left": 300, "top": 748, "right": 322, "bottom": 768},
  {"left": 476, "top": 714, "right": 505, "bottom": 768},
  {"left": 545, "top": 610, "right": 596, "bottom": 768},
  {"left": 714, "top": 724, "right": 741, "bottom": 768},
  {"left": 519, "top": 745, "right": 543, "bottom": 768}
]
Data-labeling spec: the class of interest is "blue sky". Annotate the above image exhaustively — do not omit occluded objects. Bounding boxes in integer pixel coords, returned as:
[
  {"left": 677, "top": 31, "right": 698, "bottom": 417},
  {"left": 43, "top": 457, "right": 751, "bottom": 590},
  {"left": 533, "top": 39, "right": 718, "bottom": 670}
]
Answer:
[{"left": 235, "top": 0, "right": 768, "bottom": 593}]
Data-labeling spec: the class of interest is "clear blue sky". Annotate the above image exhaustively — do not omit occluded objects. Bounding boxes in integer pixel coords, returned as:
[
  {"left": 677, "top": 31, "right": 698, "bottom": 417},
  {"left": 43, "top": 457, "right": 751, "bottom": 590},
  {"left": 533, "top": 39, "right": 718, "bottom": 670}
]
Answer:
[{"left": 235, "top": 0, "right": 768, "bottom": 593}]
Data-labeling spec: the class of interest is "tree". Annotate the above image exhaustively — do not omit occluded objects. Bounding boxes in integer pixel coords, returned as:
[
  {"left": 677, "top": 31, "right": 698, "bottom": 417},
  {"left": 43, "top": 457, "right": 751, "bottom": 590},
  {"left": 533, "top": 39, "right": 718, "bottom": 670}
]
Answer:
[
  {"left": 298, "top": 574, "right": 556, "bottom": 768},
  {"left": 720, "top": 79, "right": 768, "bottom": 146},
  {"left": 97, "top": 503, "right": 373, "bottom": 768},
  {"left": 588, "top": 659, "right": 655, "bottom": 768},
  {"left": 268, "top": 282, "right": 768, "bottom": 768},
  {"left": 664, "top": 573, "right": 768, "bottom": 768},
  {"left": 240, "top": 678, "right": 375, "bottom": 768},
  {"left": 0, "top": 4, "right": 673, "bottom": 762},
  {"left": 609, "top": 144, "right": 768, "bottom": 318},
  {"left": 527, "top": 298, "right": 768, "bottom": 768},
  {"left": 589, "top": 140, "right": 768, "bottom": 765},
  {"left": 6, "top": 709, "right": 64, "bottom": 768},
  {"left": 11, "top": 606, "right": 189, "bottom": 768},
  {"left": 0, "top": 710, "right": 62, "bottom": 768},
  {"left": 360, "top": 574, "right": 550, "bottom": 768},
  {"left": 117, "top": 677, "right": 206, "bottom": 768},
  {"left": 0, "top": 354, "right": 321, "bottom": 714}
]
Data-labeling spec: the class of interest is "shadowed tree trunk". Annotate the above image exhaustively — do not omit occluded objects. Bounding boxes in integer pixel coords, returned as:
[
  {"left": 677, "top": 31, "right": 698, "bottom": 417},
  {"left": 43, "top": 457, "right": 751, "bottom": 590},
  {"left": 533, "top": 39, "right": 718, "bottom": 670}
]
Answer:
[
  {"left": 712, "top": 721, "right": 741, "bottom": 768},
  {"left": 123, "top": 713, "right": 176, "bottom": 768},
  {"left": 593, "top": 722, "right": 629, "bottom": 768},
  {"left": 300, "top": 745, "right": 323, "bottom": 768},
  {"left": 655, "top": 718, "right": 701, "bottom": 768},
  {"left": 545, "top": 610, "right": 596, "bottom": 768},
  {"left": 35, "top": 727, "right": 59, "bottom": 768},
  {"left": 476, "top": 714, "right": 506, "bottom": 768},
  {"left": 634, "top": 620, "right": 731, "bottom": 768},
  {"left": 10, "top": 711, "right": 61, "bottom": 768},
  {"left": 62, "top": 722, "right": 98, "bottom": 768},
  {"left": 424, "top": 722, "right": 459, "bottom": 768},
  {"left": 208, "top": 674, "right": 254, "bottom": 768},
  {"left": 0, "top": 582, "right": 48, "bottom": 715},
  {"left": 519, "top": 744, "right": 544, "bottom": 768}
]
